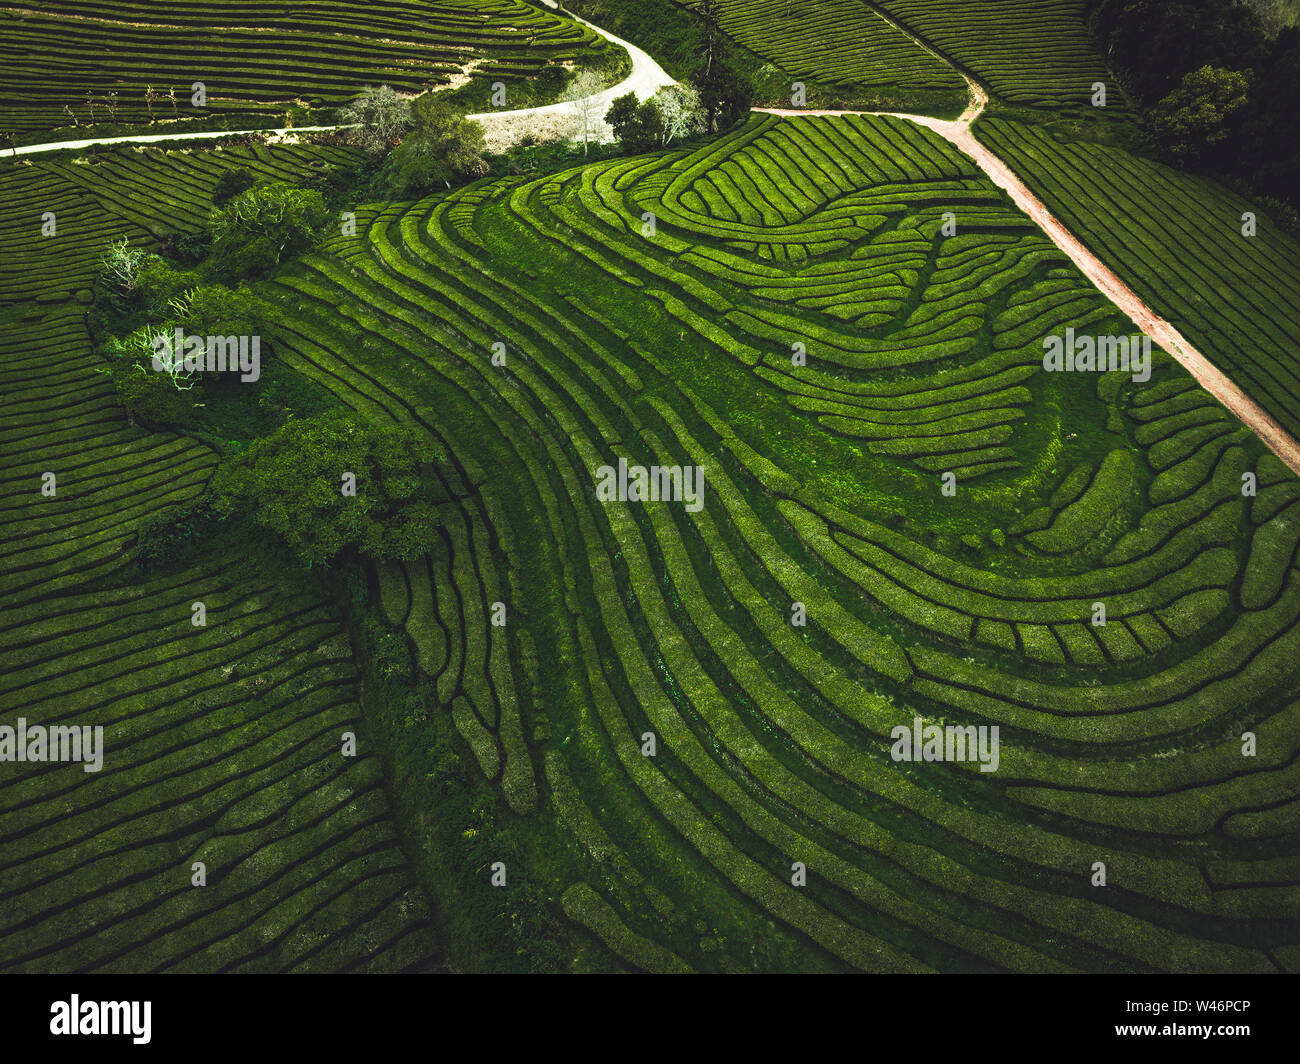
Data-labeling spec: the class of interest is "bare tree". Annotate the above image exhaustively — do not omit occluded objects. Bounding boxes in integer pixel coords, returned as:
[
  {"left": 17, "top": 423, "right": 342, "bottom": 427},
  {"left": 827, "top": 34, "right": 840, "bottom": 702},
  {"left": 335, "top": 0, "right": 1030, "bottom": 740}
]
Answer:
[
  {"left": 563, "top": 70, "right": 606, "bottom": 157},
  {"left": 339, "top": 85, "right": 411, "bottom": 153},
  {"left": 167, "top": 87, "right": 178, "bottom": 118},
  {"left": 652, "top": 84, "right": 705, "bottom": 145},
  {"left": 145, "top": 85, "right": 156, "bottom": 122},
  {"left": 63, "top": 104, "right": 78, "bottom": 127},
  {"left": 97, "top": 236, "right": 146, "bottom": 292}
]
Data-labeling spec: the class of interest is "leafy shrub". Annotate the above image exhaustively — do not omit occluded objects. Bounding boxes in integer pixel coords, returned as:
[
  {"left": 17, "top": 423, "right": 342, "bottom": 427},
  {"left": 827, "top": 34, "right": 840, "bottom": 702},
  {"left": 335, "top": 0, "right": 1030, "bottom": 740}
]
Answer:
[
  {"left": 340, "top": 84, "right": 411, "bottom": 154},
  {"left": 111, "top": 362, "right": 200, "bottom": 427},
  {"left": 136, "top": 256, "right": 202, "bottom": 316},
  {"left": 378, "top": 95, "right": 488, "bottom": 197},
  {"left": 1145, "top": 65, "right": 1250, "bottom": 163},
  {"left": 207, "top": 181, "right": 330, "bottom": 280},
  {"left": 213, "top": 166, "right": 256, "bottom": 204},
  {"left": 606, "top": 92, "right": 665, "bottom": 153},
  {"left": 208, "top": 414, "right": 449, "bottom": 567}
]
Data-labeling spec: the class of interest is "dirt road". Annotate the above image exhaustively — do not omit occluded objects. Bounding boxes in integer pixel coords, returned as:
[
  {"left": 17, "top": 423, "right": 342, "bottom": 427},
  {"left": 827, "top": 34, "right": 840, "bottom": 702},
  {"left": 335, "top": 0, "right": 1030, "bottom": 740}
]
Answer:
[
  {"left": 754, "top": 90, "right": 1300, "bottom": 476},
  {"left": 9, "top": 6, "right": 675, "bottom": 159}
]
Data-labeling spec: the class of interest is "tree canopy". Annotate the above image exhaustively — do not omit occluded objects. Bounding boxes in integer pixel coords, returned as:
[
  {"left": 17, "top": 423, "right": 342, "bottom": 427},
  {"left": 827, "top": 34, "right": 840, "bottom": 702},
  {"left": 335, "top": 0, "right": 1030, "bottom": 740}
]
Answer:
[
  {"left": 208, "top": 415, "right": 449, "bottom": 567},
  {"left": 1146, "top": 65, "right": 1251, "bottom": 162},
  {"left": 207, "top": 181, "right": 330, "bottom": 279},
  {"left": 378, "top": 94, "right": 488, "bottom": 197}
]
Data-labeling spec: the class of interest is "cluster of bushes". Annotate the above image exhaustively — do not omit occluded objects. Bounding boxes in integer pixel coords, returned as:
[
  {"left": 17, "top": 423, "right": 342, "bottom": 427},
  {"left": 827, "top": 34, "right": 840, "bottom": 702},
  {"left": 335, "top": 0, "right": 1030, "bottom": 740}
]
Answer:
[
  {"left": 602, "top": 0, "right": 753, "bottom": 154},
  {"left": 140, "top": 414, "right": 449, "bottom": 570},
  {"left": 338, "top": 85, "right": 491, "bottom": 198},
  {"left": 1087, "top": 0, "right": 1299, "bottom": 207},
  {"left": 95, "top": 178, "right": 333, "bottom": 427}
]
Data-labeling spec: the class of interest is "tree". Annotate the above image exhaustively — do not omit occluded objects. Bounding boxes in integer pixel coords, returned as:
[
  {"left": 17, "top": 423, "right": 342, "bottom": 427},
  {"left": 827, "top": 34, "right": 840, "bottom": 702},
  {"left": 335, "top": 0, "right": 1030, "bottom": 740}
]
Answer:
[
  {"left": 696, "top": 62, "right": 753, "bottom": 134},
  {"left": 213, "top": 167, "right": 256, "bottom": 204},
  {"left": 340, "top": 85, "right": 411, "bottom": 153},
  {"left": 697, "top": 0, "right": 723, "bottom": 77},
  {"left": 1235, "top": 26, "right": 1300, "bottom": 202},
  {"left": 378, "top": 95, "right": 488, "bottom": 197},
  {"left": 207, "top": 181, "right": 330, "bottom": 279},
  {"left": 207, "top": 415, "right": 448, "bottom": 567},
  {"left": 112, "top": 360, "right": 199, "bottom": 426},
  {"left": 690, "top": 0, "right": 752, "bottom": 133},
  {"left": 178, "top": 283, "right": 269, "bottom": 340},
  {"left": 651, "top": 83, "right": 705, "bottom": 144},
  {"left": 101, "top": 322, "right": 203, "bottom": 426},
  {"left": 98, "top": 236, "right": 146, "bottom": 293},
  {"left": 1146, "top": 65, "right": 1250, "bottom": 162},
  {"left": 606, "top": 93, "right": 665, "bottom": 153},
  {"left": 564, "top": 69, "right": 607, "bottom": 156},
  {"left": 1090, "top": 0, "right": 1268, "bottom": 102}
]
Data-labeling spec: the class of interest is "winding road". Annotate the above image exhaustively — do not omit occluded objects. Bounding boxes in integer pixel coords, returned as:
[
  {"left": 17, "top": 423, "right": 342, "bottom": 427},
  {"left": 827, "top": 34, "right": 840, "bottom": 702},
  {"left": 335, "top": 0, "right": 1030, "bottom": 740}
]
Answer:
[
  {"left": 8, "top": 8, "right": 674, "bottom": 158},
  {"left": 753, "top": 13, "right": 1300, "bottom": 477},
  {"left": 7, "top": 6, "right": 1297, "bottom": 475}
]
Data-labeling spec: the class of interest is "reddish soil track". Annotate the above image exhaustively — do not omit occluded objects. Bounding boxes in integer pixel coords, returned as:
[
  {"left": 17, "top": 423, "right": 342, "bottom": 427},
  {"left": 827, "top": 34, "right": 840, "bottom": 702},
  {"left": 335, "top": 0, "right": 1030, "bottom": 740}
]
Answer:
[{"left": 755, "top": 103, "right": 1300, "bottom": 477}]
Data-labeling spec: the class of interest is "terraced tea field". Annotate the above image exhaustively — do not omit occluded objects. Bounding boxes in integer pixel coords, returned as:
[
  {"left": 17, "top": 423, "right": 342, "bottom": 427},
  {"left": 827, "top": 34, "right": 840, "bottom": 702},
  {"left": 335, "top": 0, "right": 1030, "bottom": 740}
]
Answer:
[
  {"left": 875, "top": 0, "right": 1121, "bottom": 110},
  {"left": 240, "top": 114, "right": 1298, "bottom": 971},
  {"left": 668, "top": 0, "right": 965, "bottom": 105},
  {"left": 0, "top": 0, "right": 617, "bottom": 138},
  {"left": 977, "top": 118, "right": 1300, "bottom": 439},
  {"left": 0, "top": 143, "right": 440, "bottom": 971},
  {"left": 3, "top": 4, "right": 1299, "bottom": 978},
  {"left": 675, "top": 0, "right": 1122, "bottom": 113}
]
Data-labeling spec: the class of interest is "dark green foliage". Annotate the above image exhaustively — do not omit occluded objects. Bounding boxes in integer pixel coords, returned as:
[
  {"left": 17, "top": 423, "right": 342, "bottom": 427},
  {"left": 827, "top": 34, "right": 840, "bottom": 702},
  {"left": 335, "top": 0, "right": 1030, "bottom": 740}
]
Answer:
[
  {"left": 208, "top": 415, "right": 449, "bottom": 567},
  {"left": 134, "top": 501, "right": 227, "bottom": 571},
  {"left": 111, "top": 362, "right": 201, "bottom": 427},
  {"left": 377, "top": 95, "right": 488, "bottom": 198},
  {"left": 1089, "top": 0, "right": 1268, "bottom": 102},
  {"left": 691, "top": 0, "right": 754, "bottom": 132},
  {"left": 213, "top": 166, "right": 256, "bottom": 203},
  {"left": 605, "top": 92, "right": 665, "bottom": 152},
  {"left": 137, "top": 257, "right": 203, "bottom": 316},
  {"left": 1145, "top": 66, "right": 1250, "bottom": 163},
  {"left": 1087, "top": 0, "right": 1300, "bottom": 206},
  {"left": 179, "top": 282, "right": 271, "bottom": 341},
  {"left": 207, "top": 181, "right": 331, "bottom": 280},
  {"left": 1234, "top": 26, "right": 1300, "bottom": 203},
  {"left": 695, "top": 59, "right": 754, "bottom": 134}
]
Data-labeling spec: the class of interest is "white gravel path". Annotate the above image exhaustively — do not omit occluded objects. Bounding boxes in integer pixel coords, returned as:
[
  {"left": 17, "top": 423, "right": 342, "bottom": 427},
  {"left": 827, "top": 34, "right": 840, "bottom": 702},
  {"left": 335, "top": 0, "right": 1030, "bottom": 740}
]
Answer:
[{"left": 7, "top": 7, "right": 674, "bottom": 158}]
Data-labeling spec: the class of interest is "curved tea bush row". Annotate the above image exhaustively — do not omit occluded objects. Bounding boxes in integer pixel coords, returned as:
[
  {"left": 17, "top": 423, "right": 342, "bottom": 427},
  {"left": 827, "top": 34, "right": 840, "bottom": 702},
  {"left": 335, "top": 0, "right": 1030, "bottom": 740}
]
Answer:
[
  {"left": 0, "top": 561, "right": 437, "bottom": 973},
  {"left": 36, "top": 143, "right": 364, "bottom": 239},
  {"left": 976, "top": 118, "right": 1300, "bottom": 439},
  {"left": 875, "top": 0, "right": 1122, "bottom": 109},
  {"left": 250, "top": 114, "right": 1300, "bottom": 970},
  {"left": 1, "top": 0, "right": 614, "bottom": 136},
  {"left": 0, "top": 150, "right": 439, "bottom": 970},
  {"left": 668, "top": 0, "right": 963, "bottom": 98}
]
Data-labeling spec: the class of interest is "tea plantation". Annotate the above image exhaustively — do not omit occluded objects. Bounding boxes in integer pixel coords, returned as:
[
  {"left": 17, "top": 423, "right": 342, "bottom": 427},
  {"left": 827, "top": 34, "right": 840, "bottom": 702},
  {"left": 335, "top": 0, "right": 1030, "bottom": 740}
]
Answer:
[
  {"left": 2, "top": 3, "right": 1298, "bottom": 976},
  {"left": 0, "top": 0, "right": 618, "bottom": 138},
  {"left": 248, "top": 114, "right": 1296, "bottom": 971},
  {"left": 0, "top": 144, "right": 440, "bottom": 971}
]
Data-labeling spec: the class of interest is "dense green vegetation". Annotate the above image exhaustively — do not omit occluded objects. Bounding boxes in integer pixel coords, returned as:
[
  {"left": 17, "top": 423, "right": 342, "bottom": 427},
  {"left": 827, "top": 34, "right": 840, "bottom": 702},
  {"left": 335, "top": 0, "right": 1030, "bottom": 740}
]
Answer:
[
  {"left": 0, "top": 143, "right": 441, "bottom": 971},
  {"left": 1087, "top": 0, "right": 1300, "bottom": 208},
  {"left": 4, "top": 2, "right": 1300, "bottom": 975},
  {"left": 236, "top": 113, "right": 1299, "bottom": 971},
  {"left": 879, "top": 0, "right": 1125, "bottom": 112},
  {"left": 631, "top": 0, "right": 970, "bottom": 114},
  {"left": 977, "top": 117, "right": 1300, "bottom": 438}
]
